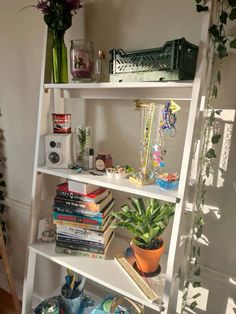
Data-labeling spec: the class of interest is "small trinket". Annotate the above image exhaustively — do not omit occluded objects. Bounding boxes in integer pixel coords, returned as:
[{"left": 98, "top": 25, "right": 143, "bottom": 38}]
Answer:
[{"left": 95, "top": 153, "right": 113, "bottom": 172}]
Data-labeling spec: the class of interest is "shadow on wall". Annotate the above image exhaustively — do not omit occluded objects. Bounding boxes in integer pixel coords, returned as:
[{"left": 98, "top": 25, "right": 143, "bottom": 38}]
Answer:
[{"left": 184, "top": 109, "right": 236, "bottom": 314}]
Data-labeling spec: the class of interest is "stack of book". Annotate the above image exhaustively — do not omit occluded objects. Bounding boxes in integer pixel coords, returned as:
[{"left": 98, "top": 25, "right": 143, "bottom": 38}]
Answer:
[{"left": 53, "top": 180, "right": 115, "bottom": 259}]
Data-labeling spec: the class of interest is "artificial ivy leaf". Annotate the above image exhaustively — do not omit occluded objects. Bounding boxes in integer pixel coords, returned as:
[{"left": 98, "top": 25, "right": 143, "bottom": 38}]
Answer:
[
  {"left": 215, "top": 109, "right": 222, "bottom": 115},
  {"left": 196, "top": 0, "right": 202, "bottom": 3},
  {"left": 209, "top": 24, "right": 219, "bottom": 39},
  {"left": 229, "top": 0, "right": 236, "bottom": 6},
  {"left": 229, "top": 8, "right": 236, "bottom": 20},
  {"left": 206, "top": 164, "right": 210, "bottom": 177},
  {"left": 213, "top": 84, "right": 218, "bottom": 98},
  {"left": 193, "top": 292, "right": 201, "bottom": 299},
  {"left": 185, "top": 281, "right": 190, "bottom": 289},
  {"left": 211, "top": 134, "right": 221, "bottom": 144},
  {"left": 230, "top": 38, "right": 236, "bottom": 48},
  {"left": 190, "top": 301, "right": 198, "bottom": 309},
  {"left": 209, "top": 110, "right": 215, "bottom": 126},
  {"left": 220, "top": 11, "right": 228, "bottom": 24},
  {"left": 0, "top": 180, "right": 6, "bottom": 187},
  {"left": 194, "top": 267, "right": 201, "bottom": 276},
  {"left": 217, "top": 71, "right": 221, "bottom": 84},
  {"left": 197, "top": 246, "right": 201, "bottom": 257},
  {"left": 218, "top": 45, "right": 228, "bottom": 59},
  {"left": 193, "top": 281, "right": 201, "bottom": 288},
  {"left": 196, "top": 4, "right": 208, "bottom": 12},
  {"left": 206, "top": 148, "right": 217, "bottom": 159}
]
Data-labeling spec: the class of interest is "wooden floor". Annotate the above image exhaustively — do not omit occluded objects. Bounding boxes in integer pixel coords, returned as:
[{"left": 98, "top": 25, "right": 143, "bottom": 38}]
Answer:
[{"left": 0, "top": 289, "right": 21, "bottom": 314}]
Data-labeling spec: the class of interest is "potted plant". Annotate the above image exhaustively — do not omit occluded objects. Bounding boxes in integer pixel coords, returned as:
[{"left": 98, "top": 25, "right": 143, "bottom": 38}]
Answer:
[{"left": 113, "top": 197, "right": 175, "bottom": 274}]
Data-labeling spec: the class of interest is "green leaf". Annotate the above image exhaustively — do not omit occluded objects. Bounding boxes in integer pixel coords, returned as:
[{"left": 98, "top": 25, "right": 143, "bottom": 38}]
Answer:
[
  {"left": 197, "top": 246, "right": 201, "bottom": 257},
  {"left": 206, "top": 164, "right": 210, "bottom": 177},
  {"left": 229, "top": 0, "right": 236, "bottom": 7},
  {"left": 196, "top": 4, "right": 208, "bottom": 12},
  {"left": 190, "top": 301, "right": 198, "bottom": 310},
  {"left": 0, "top": 181, "right": 6, "bottom": 187},
  {"left": 212, "top": 84, "right": 218, "bottom": 98},
  {"left": 220, "top": 11, "right": 228, "bottom": 24},
  {"left": 209, "top": 110, "right": 215, "bottom": 126},
  {"left": 215, "top": 110, "right": 222, "bottom": 115},
  {"left": 195, "top": 0, "right": 202, "bottom": 3},
  {"left": 206, "top": 148, "right": 217, "bottom": 159},
  {"left": 192, "top": 281, "right": 201, "bottom": 288},
  {"left": 229, "top": 8, "right": 236, "bottom": 20},
  {"left": 193, "top": 292, "right": 201, "bottom": 299},
  {"left": 194, "top": 267, "right": 201, "bottom": 276},
  {"left": 230, "top": 38, "right": 236, "bottom": 48},
  {"left": 209, "top": 24, "right": 220, "bottom": 39},
  {"left": 211, "top": 134, "right": 221, "bottom": 144},
  {"left": 217, "top": 71, "right": 221, "bottom": 84}
]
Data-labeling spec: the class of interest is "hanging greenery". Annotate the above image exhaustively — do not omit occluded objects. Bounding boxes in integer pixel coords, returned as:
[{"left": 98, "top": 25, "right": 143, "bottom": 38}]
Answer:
[
  {"left": 181, "top": 0, "right": 236, "bottom": 312},
  {"left": 0, "top": 114, "right": 7, "bottom": 245}
]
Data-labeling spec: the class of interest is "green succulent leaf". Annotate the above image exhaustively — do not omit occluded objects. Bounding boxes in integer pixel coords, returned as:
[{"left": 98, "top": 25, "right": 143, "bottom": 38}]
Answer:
[{"left": 113, "top": 197, "right": 174, "bottom": 249}]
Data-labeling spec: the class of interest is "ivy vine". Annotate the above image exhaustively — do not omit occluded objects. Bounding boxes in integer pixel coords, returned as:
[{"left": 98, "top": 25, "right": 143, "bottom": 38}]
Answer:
[
  {"left": 0, "top": 124, "right": 7, "bottom": 244},
  {"left": 181, "top": 0, "right": 236, "bottom": 312}
]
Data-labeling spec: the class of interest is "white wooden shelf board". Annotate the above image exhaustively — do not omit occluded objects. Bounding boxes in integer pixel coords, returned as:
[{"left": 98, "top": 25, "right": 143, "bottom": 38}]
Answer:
[
  {"left": 29, "top": 235, "right": 166, "bottom": 311},
  {"left": 37, "top": 166, "right": 178, "bottom": 203},
  {"left": 44, "top": 82, "right": 193, "bottom": 100}
]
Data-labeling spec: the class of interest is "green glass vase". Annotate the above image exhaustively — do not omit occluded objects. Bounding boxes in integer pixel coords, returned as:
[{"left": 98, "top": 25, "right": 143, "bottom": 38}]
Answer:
[{"left": 51, "top": 30, "right": 68, "bottom": 83}]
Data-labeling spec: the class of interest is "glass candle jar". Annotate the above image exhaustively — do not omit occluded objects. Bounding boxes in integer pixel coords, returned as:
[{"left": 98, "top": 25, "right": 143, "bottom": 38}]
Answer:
[{"left": 70, "top": 39, "right": 94, "bottom": 82}]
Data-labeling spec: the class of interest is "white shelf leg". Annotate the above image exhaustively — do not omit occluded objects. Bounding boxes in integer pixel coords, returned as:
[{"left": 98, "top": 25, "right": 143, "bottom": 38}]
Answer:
[{"left": 22, "top": 249, "right": 37, "bottom": 314}]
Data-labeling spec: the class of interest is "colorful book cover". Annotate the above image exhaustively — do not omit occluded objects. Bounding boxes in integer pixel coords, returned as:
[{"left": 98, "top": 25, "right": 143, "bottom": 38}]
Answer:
[
  {"left": 53, "top": 198, "right": 114, "bottom": 218},
  {"left": 53, "top": 214, "right": 113, "bottom": 232},
  {"left": 56, "top": 183, "right": 109, "bottom": 204},
  {"left": 56, "top": 225, "right": 114, "bottom": 245},
  {"left": 54, "top": 191, "right": 113, "bottom": 212}
]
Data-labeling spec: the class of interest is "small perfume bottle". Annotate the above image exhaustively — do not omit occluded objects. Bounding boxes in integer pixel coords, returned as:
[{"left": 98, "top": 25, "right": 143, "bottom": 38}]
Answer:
[
  {"left": 89, "top": 148, "right": 94, "bottom": 170},
  {"left": 94, "top": 50, "right": 109, "bottom": 83}
]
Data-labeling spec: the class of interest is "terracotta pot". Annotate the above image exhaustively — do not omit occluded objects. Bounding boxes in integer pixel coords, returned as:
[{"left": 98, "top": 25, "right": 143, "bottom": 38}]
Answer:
[{"left": 131, "top": 238, "right": 164, "bottom": 274}]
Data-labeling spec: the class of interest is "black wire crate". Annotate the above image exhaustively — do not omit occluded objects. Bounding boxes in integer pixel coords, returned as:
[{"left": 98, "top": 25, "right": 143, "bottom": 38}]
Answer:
[{"left": 109, "top": 38, "right": 198, "bottom": 82}]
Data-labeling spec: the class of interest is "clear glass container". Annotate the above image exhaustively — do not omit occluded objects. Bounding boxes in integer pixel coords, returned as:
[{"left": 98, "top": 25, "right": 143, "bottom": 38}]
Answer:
[
  {"left": 94, "top": 50, "right": 109, "bottom": 83},
  {"left": 70, "top": 40, "right": 94, "bottom": 82}
]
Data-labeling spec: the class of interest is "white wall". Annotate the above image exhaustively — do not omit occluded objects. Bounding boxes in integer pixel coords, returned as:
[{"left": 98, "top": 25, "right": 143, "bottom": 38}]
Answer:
[{"left": 0, "top": 0, "right": 235, "bottom": 313}]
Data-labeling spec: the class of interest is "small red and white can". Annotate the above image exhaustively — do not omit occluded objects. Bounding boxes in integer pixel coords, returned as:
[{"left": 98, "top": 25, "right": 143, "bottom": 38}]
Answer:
[{"left": 52, "top": 114, "right": 71, "bottom": 133}]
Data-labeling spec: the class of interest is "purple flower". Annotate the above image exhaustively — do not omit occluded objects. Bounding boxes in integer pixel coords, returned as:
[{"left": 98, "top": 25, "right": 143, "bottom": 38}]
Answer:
[
  {"left": 34, "top": 0, "right": 82, "bottom": 31},
  {"left": 66, "top": 0, "right": 82, "bottom": 11},
  {"left": 36, "top": 1, "right": 50, "bottom": 14}
]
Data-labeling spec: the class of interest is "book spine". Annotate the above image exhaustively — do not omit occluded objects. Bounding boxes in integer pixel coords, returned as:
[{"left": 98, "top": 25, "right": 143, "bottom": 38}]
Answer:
[
  {"left": 53, "top": 212, "right": 103, "bottom": 225},
  {"left": 56, "top": 240, "right": 105, "bottom": 254},
  {"left": 57, "top": 235, "right": 104, "bottom": 248},
  {"left": 54, "top": 197, "right": 100, "bottom": 211},
  {"left": 56, "top": 190, "right": 94, "bottom": 202},
  {"left": 55, "top": 245, "right": 106, "bottom": 259},
  {"left": 57, "top": 232, "right": 105, "bottom": 245},
  {"left": 53, "top": 206, "right": 104, "bottom": 218},
  {"left": 53, "top": 219, "right": 105, "bottom": 231}
]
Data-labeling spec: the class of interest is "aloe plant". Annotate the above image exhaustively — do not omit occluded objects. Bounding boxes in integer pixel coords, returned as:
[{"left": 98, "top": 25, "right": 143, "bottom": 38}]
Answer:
[{"left": 113, "top": 197, "right": 175, "bottom": 249}]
